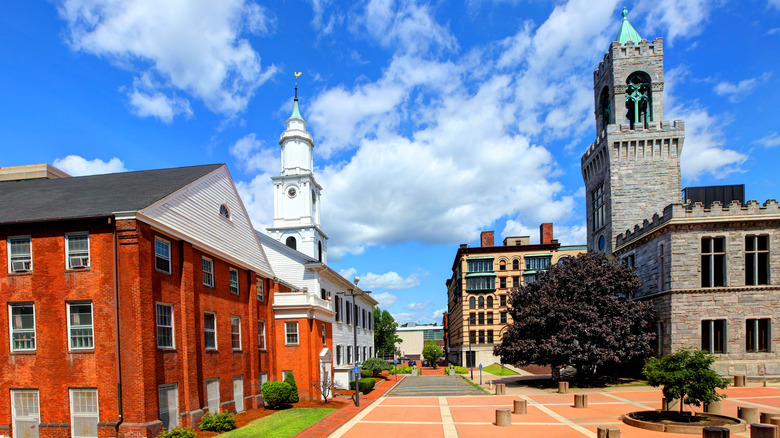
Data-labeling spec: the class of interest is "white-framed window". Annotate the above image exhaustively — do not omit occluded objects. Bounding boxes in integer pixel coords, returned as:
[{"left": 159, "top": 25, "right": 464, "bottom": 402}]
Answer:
[
  {"left": 156, "top": 304, "right": 174, "bottom": 349},
  {"left": 219, "top": 204, "right": 230, "bottom": 220},
  {"left": 70, "top": 388, "right": 98, "bottom": 438},
  {"left": 336, "top": 345, "right": 342, "bottom": 365},
  {"left": 66, "top": 233, "right": 90, "bottom": 269},
  {"left": 155, "top": 238, "right": 171, "bottom": 274},
  {"left": 11, "top": 389, "right": 39, "bottom": 438},
  {"left": 701, "top": 319, "right": 727, "bottom": 354},
  {"left": 204, "top": 312, "right": 216, "bottom": 350},
  {"left": 9, "top": 236, "right": 32, "bottom": 273},
  {"left": 205, "top": 379, "right": 219, "bottom": 414},
  {"left": 229, "top": 268, "right": 239, "bottom": 294},
  {"left": 9, "top": 303, "right": 36, "bottom": 351},
  {"left": 231, "top": 316, "right": 241, "bottom": 350},
  {"left": 285, "top": 321, "right": 298, "bottom": 345},
  {"left": 746, "top": 318, "right": 771, "bottom": 353},
  {"left": 68, "top": 302, "right": 94, "bottom": 350},
  {"left": 202, "top": 258, "right": 214, "bottom": 287},
  {"left": 258, "top": 321, "right": 266, "bottom": 350},
  {"left": 158, "top": 384, "right": 178, "bottom": 432},
  {"left": 259, "top": 373, "right": 268, "bottom": 394},
  {"left": 256, "top": 277, "right": 264, "bottom": 301},
  {"left": 322, "top": 323, "right": 326, "bottom": 346}
]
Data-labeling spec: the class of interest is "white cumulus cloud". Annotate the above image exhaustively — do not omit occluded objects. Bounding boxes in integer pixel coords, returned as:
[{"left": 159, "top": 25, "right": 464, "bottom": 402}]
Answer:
[
  {"left": 53, "top": 155, "right": 128, "bottom": 176},
  {"left": 359, "top": 271, "right": 421, "bottom": 290},
  {"left": 714, "top": 73, "right": 772, "bottom": 103},
  {"left": 404, "top": 302, "right": 429, "bottom": 311},
  {"left": 371, "top": 292, "right": 399, "bottom": 309},
  {"left": 756, "top": 132, "right": 780, "bottom": 148}
]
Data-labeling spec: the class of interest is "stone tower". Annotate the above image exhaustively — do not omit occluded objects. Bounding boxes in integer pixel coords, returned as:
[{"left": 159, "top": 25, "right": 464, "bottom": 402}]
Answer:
[
  {"left": 267, "top": 84, "right": 328, "bottom": 262},
  {"left": 581, "top": 8, "right": 685, "bottom": 255}
]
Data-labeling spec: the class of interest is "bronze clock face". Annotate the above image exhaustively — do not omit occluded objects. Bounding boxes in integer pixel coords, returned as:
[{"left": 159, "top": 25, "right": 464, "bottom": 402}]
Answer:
[{"left": 288, "top": 187, "right": 297, "bottom": 197}]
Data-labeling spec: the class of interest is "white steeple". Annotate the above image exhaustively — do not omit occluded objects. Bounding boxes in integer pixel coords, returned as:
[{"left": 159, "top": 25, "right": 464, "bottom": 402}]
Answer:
[{"left": 267, "top": 78, "right": 328, "bottom": 263}]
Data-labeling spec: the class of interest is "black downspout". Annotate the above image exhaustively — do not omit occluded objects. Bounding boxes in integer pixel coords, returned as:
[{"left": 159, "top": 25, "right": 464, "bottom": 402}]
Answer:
[{"left": 112, "top": 218, "right": 124, "bottom": 435}]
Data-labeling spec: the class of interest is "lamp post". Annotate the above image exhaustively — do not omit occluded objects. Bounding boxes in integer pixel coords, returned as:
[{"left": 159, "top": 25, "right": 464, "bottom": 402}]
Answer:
[
  {"left": 467, "top": 308, "right": 473, "bottom": 380},
  {"left": 337, "top": 277, "right": 368, "bottom": 407}
]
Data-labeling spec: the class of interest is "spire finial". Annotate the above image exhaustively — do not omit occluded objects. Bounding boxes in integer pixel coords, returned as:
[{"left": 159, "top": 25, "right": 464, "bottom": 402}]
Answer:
[
  {"left": 616, "top": 7, "right": 642, "bottom": 45},
  {"left": 294, "top": 71, "right": 302, "bottom": 102},
  {"left": 622, "top": 7, "right": 628, "bottom": 19}
]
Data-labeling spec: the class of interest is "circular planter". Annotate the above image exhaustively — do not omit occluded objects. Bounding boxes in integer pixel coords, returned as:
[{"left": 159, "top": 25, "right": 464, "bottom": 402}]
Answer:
[{"left": 622, "top": 411, "right": 746, "bottom": 434}]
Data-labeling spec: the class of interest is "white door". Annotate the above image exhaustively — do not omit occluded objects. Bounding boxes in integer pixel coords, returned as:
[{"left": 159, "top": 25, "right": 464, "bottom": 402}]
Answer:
[
  {"left": 233, "top": 375, "right": 244, "bottom": 412},
  {"left": 11, "top": 390, "right": 39, "bottom": 438},
  {"left": 206, "top": 379, "right": 219, "bottom": 414},
  {"left": 158, "top": 385, "right": 178, "bottom": 432}
]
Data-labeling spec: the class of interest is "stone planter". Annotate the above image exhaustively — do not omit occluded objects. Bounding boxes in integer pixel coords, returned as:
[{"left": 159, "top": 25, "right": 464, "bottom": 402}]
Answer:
[
  {"left": 412, "top": 368, "right": 418, "bottom": 376},
  {"left": 448, "top": 368, "right": 455, "bottom": 376}
]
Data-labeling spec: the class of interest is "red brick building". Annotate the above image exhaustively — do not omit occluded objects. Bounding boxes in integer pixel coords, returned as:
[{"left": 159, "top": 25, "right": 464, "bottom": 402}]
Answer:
[{"left": 0, "top": 164, "right": 296, "bottom": 438}]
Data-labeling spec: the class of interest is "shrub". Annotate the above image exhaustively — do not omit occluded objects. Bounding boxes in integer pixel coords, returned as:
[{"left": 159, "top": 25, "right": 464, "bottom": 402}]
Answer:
[
  {"left": 360, "top": 369, "right": 373, "bottom": 378},
  {"left": 453, "top": 366, "right": 468, "bottom": 374},
  {"left": 388, "top": 366, "right": 412, "bottom": 375},
  {"left": 199, "top": 411, "right": 235, "bottom": 432},
  {"left": 262, "top": 381, "right": 293, "bottom": 409},
  {"left": 362, "top": 357, "right": 393, "bottom": 376},
  {"left": 349, "top": 378, "right": 376, "bottom": 393},
  {"left": 158, "top": 427, "right": 196, "bottom": 438},
  {"left": 284, "top": 371, "right": 299, "bottom": 403}
]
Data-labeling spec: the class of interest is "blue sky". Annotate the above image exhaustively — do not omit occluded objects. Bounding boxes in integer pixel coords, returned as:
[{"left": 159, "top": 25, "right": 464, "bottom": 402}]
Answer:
[{"left": 2, "top": 0, "right": 779, "bottom": 324}]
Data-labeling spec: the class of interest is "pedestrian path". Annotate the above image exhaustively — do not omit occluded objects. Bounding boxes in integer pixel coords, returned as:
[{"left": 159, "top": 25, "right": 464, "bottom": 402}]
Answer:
[{"left": 387, "top": 375, "right": 486, "bottom": 397}]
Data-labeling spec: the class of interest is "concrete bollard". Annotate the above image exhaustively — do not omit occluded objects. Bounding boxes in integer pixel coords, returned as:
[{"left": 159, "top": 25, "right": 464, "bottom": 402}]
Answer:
[
  {"left": 705, "top": 402, "right": 722, "bottom": 414},
  {"left": 558, "top": 381, "right": 569, "bottom": 394},
  {"left": 513, "top": 399, "right": 527, "bottom": 414},
  {"left": 750, "top": 424, "right": 778, "bottom": 438},
  {"left": 734, "top": 375, "right": 746, "bottom": 387},
  {"left": 495, "top": 408, "right": 512, "bottom": 427},
  {"left": 662, "top": 397, "right": 679, "bottom": 411},
  {"left": 738, "top": 406, "right": 760, "bottom": 424},
  {"left": 597, "top": 426, "right": 621, "bottom": 437},
  {"left": 760, "top": 412, "right": 780, "bottom": 424},
  {"left": 495, "top": 383, "right": 506, "bottom": 395},
  {"left": 574, "top": 394, "right": 588, "bottom": 409},
  {"left": 771, "top": 418, "right": 780, "bottom": 428},
  {"left": 702, "top": 426, "right": 730, "bottom": 437}
]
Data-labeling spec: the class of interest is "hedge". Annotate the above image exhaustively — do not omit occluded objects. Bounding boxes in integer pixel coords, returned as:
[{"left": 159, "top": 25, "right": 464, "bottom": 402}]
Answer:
[
  {"left": 158, "top": 427, "right": 196, "bottom": 438},
  {"left": 198, "top": 411, "right": 235, "bottom": 432},
  {"left": 349, "top": 378, "right": 376, "bottom": 393}
]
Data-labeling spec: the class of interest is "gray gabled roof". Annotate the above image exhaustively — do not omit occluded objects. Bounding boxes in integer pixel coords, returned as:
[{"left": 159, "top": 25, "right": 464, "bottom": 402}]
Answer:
[{"left": 0, "top": 164, "right": 222, "bottom": 224}]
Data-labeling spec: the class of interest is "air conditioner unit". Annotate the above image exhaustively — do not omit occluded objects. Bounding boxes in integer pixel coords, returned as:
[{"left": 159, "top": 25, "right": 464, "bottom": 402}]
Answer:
[
  {"left": 69, "top": 257, "right": 89, "bottom": 268},
  {"left": 11, "top": 260, "right": 30, "bottom": 272}
]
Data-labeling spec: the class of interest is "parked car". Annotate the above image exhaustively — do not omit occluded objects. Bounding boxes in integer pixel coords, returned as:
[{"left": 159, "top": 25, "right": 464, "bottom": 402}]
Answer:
[
  {"left": 398, "top": 356, "right": 409, "bottom": 361},
  {"left": 422, "top": 360, "right": 430, "bottom": 367},
  {"left": 408, "top": 359, "right": 416, "bottom": 366}
]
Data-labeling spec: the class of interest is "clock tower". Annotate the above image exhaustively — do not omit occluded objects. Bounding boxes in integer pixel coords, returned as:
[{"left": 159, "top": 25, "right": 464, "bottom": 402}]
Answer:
[{"left": 267, "top": 84, "right": 328, "bottom": 262}]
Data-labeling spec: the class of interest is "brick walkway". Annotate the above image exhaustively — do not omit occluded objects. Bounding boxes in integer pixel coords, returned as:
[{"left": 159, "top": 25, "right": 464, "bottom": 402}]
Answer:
[{"left": 294, "top": 375, "right": 405, "bottom": 438}]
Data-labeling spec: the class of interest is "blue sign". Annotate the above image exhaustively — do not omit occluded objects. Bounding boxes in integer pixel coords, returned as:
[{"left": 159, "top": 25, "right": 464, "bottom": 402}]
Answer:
[
  {"left": 393, "top": 359, "right": 397, "bottom": 366},
  {"left": 354, "top": 366, "right": 359, "bottom": 375},
  {"left": 479, "top": 363, "right": 483, "bottom": 370}
]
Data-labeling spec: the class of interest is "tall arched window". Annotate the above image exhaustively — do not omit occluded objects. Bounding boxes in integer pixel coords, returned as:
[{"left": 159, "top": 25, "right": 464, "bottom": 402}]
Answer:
[
  {"left": 487, "top": 296, "right": 493, "bottom": 308},
  {"left": 469, "top": 296, "right": 476, "bottom": 309},
  {"left": 318, "top": 241, "right": 322, "bottom": 262},
  {"left": 478, "top": 296, "right": 485, "bottom": 308},
  {"left": 512, "top": 259, "right": 519, "bottom": 270},
  {"left": 285, "top": 236, "right": 297, "bottom": 250},
  {"left": 625, "top": 72, "right": 652, "bottom": 129},
  {"left": 499, "top": 260, "right": 506, "bottom": 271},
  {"left": 599, "top": 86, "right": 611, "bottom": 130}
]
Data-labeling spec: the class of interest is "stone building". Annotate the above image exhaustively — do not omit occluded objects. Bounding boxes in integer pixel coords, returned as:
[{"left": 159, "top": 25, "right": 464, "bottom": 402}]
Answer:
[
  {"left": 581, "top": 10, "right": 780, "bottom": 376},
  {"left": 395, "top": 324, "right": 444, "bottom": 361},
  {"left": 445, "top": 224, "right": 586, "bottom": 367}
]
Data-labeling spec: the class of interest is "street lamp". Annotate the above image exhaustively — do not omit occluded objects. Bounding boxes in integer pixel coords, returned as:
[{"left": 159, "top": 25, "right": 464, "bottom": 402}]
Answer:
[
  {"left": 467, "top": 308, "right": 473, "bottom": 380},
  {"left": 337, "top": 277, "right": 369, "bottom": 407}
]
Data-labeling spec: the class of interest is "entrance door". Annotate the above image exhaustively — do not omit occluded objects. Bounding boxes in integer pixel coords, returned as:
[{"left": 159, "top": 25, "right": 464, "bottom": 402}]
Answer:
[
  {"left": 11, "top": 390, "right": 40, "bottom": 438},
  {"left": 233, "top": 375, "right": 244, "bottom": 413}
]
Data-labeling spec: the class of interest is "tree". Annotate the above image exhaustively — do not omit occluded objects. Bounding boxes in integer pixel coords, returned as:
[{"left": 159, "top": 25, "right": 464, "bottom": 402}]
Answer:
[
  {"left": 422, "top": 340, "right": 443, "bottom": 369},
  {"left": 311, "top": 366, "right": 334, "bottom": 403},
  {"left": 494, "top": 252, "right": 656, "bottom": 382},
  {"left": 643, "top": 347, "right": 729, "bottom": 415},
  {"left": 362, "top": 357, "right": 393, "bottom": 376},
  {"left": 373, "top": 308, "right": 402, "bottom": 356},
  {"left": 284, "top": 371, "right": 299, "bottom": 403}
]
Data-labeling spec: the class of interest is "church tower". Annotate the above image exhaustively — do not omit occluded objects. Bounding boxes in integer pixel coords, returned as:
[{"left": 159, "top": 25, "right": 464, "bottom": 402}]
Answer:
[
  {"left": 267, "top": 82, "right": 328, "bottom": 263},
  {"left": 581, "top": 8, "right": 685, "bottom": 255}
]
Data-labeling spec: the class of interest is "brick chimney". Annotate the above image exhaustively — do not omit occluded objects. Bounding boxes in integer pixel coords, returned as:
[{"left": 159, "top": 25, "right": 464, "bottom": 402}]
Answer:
[
  {"left": 480, "top": 231, "right": 494, "bottom": 248},
  {"left": 540, "top": 223, "right": 553, "bottom": 245}
]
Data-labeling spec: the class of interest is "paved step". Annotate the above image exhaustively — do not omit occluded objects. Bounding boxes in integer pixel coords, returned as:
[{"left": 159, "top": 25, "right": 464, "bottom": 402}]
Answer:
[{"left": 387, "top": 375, "right": 486, "bottom": 397}]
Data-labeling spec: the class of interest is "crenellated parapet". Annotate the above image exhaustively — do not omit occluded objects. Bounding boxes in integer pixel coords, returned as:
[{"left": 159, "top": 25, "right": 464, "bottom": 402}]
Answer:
[
  {"left": 616, "top": 199, "right": 780, "bottom": 247},
  {"left": 594, "top": 38, "right": 664, "bottom": 85}
]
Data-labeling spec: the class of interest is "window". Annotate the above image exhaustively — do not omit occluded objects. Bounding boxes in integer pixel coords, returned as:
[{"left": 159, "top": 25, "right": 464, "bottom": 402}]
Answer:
[
  {"left": 466, "top": 276, "right": 495, "bottom": 291},
  {"left": 229, "top": 268, "right": 239, "bottom": 294},
  {"left": 468, "top": 296, "right": 475, "bottom": 309},
  {"left": 701, "top": 319, "right": 727, "bottom": 354},
  {"left": 368, "top": 312, "right": 372, "bottom": 330},
  {"left": 219, "top": 204, "right": 230, "bottom": 219},
  {"left": 9, "top": 304, "right": 35, "bottom": 351},
  {"left": 478, "top": 296, "right": 484, "bottom": 308},
  {"left": 346, "top": 301, "right": 352, "bottom": 324},
  {"left": 285, "top": 236, "right": 297, "bottom": 250},
  {"left": 592, "top": 183, "right": 605, "bottom": 231},
  {"left": 500, "top": 312, "right": 507, "bottom": 324},
  {"left": 155, "top": 238, "right": 171, "bottom": 273},
  {"left": 322, "top": 323, "right": 327, "bottom": 346},
  {"left": 499, "top": 260, "right": 506, "bottom": 271},
  {"left": 347, "top": 345, "right": 352, "bottom": 364},
  {"left": 622, "top": 254, "right": 635, "bottom": 268},
  {"left": 746, "top": 235, "right": 770, "bottom": 286},
  {"left": 487, "top": 312, "right": 493, "bottom": 325},
  {"left": 257, "top": 278, "right": 264, "bottom": 301},
  {"left": 9, "top": 236, "right": 32, "bottom": 272},
  {"left": 512, "top": 259, "right": 519, "bottom": 270},
  {"left": 469, "top": 331, "right": 476, "bottom": 344},
  {"left": 321, "top": 288, "right": 327, "bottom": 300},
  {"left": 335, "top": 295, "right": 341, "bottom": 322},
  {"left": 68, "top": 303, "right": 94, "bottom": 350},
  {"left": 354, "top": 305, "right": 359, "bottom": 328},
  {"left": 478, "top": 313, "right": 484, "bottom": 325},
  {"left": 500, "top": 295, "right": 507, "bottom": 307},
  {"left": 204, "top": 313, "right": 216, "bottom": 350},
  {"left": 499, "top": 277, "right": 506, "bottom": 288},
  {"left": 467, "top": 259, "right": 493, "bottom": 273},
  {"left": 469, "top": 313, "right": 476, "bottom": 325},
  {"left": 487, "top": 330, "right": 494, "bottom": 344},
  {"left": 746, "top": 318, "right": 771, "bottom": 353},
  {"left": 336, "top": 345, "right": 342, "bottom": 365},
  {"left": 66, "top": 233, "right": 90, "bottom": 269},
  {"left": 513, "top": 276, "right": 519, "bottom": 287},
  {"left": 363, "top": 346, "right": 367, "bottom": 361},
  {"left": 259, "top": 373, "right": 268, "bottom": 394},
  {"left": 11, "top": 390, "right": 39, "bottom": 438},
  {"left": 202, "top": 258, "right": 214, "bottom": 286},
  {"left": 158, "top": 384, "right": 179, "bottom": 432},
  {"left": 478, "top": 330, "right": 485, "bottom": 344},
  {"left": 231, "top": 317, "right": 241, "bottom": 350},
  {"left": 258, "top": 321, "right": 266, "bottom": 350},
  {"left": 369, "top": 346, "right": 372, "bottom": 358},
  {"left": 523, "top": 274, "right": 537, "bottom": 284},
  {"left": 701, "top": 237, "right": 726, "bottom": 287},
  {"left": 206, "top": 379, "right": 219, "bottom": 413},
  {"left": 658, "top": 243, "right": 665, "bottom": 292},
  {"left": 285, "top": 322, "right": 298, "bottom": 345},
  {"left": 525, "top": 256, "right": 552, "bottom": 270},
  {"left": 70, "top": 389, "right": 98, "bottom": 438},
  {"left": 465, "top": 351, "right": 476, "bottom": 368},
  {"left": 156, "top": 304, "right": 174, "bottom": 349},
  {"left": 487, "top": 296, "right": 493, "bottom": 308}
]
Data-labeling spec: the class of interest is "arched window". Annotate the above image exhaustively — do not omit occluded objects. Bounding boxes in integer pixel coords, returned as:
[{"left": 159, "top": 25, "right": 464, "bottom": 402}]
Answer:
[
  {"left": 478, "top": 296, "right": 484, "bottom": 308},
  {"left": 285, "top": 236, "right": 297, "bottom": 250},
  {"left": 487, "top": 296, "right": 493, "bottom": 308},
  {"left": 318, "top": 241, "right": 322, "bottom": 262},
  {"left": 512, "top": 259, "right": 519, "bottom": 270},
  {"left": 499, "top": 260, "right": 506, "bottom": 271},
  {"left": 625, "top": 72, "right": 652, "bottom": 129},
  {"left": 219, "top": 204, "right": 230, "bottom": 219},
  {"left": 599, "top": 86, "right": 611, "bottom": 130},
  {"left": 469, "top": 296, "right": 476, "bottom": 309}
]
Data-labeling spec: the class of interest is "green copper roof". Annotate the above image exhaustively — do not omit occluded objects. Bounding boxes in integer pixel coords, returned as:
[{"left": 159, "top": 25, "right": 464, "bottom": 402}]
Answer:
[
  {"left": 616, "top": 7, "right": 642, "bottom": 45},
  {"left": 291, "top": 99, "right": 302, "bottom": 119}
]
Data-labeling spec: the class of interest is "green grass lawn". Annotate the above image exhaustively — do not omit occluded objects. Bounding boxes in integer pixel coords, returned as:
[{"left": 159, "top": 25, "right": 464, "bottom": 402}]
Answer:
[
  {"left": 482, "top": 364, "right": 519, "bottom": 376},
  {"left": 219, "top": 408, "right": 336, "bottom": 438}
]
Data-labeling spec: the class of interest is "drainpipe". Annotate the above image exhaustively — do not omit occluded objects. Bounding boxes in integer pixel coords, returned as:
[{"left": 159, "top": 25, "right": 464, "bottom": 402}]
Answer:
[{"left": 112, "top": 217, "right": 124, "bottom": 435}]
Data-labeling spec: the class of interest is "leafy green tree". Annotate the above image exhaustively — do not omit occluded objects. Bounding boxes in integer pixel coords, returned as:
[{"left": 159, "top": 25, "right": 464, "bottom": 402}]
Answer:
[
  {"left": 362, "top": 357, "right": 393, "bottom": 376},
  {"left": 643, "top": 347, "right": 730, "bottom": 415},
  {"left": 495, "top": 253, "right": 656, "bottom": 382},
  {"left": 284, "top": 371, "right": 299, "bottom": 403},
  {"left": 373, "top": 308, "right": 402, "bottom": 356},
  {"left": 422, "top": 340, "right": 443, "bottom": 369}
]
